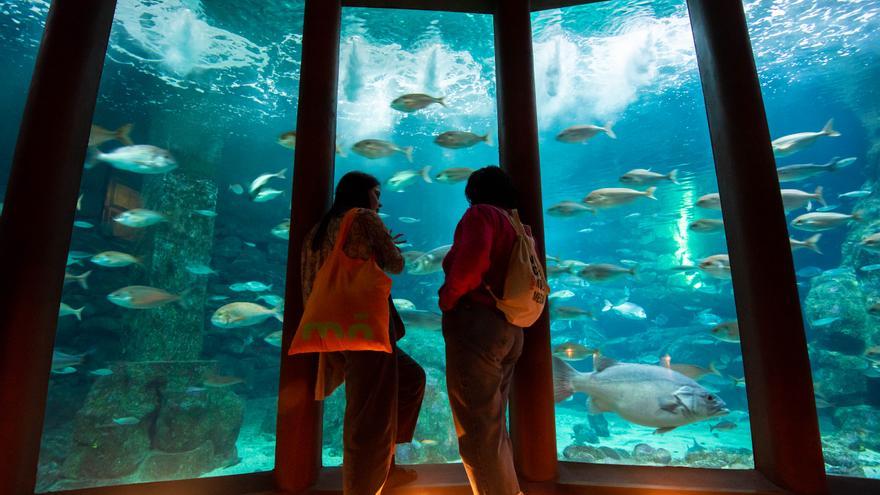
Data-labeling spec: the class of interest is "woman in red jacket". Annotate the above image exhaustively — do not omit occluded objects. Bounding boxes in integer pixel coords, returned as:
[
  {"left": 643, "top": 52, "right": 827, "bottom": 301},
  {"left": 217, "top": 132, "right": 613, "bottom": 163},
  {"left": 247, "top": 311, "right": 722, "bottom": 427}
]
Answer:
[{"left": 439, "top": 166, "right": 524, "bottom": 495}]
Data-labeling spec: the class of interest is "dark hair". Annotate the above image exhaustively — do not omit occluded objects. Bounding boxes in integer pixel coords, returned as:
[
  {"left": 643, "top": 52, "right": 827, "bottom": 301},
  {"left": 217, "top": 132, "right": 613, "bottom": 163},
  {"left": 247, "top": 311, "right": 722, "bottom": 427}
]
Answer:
[
  {"left": 312, "top": 171, "right": 380, "bottom": 250},
  {"left": 464, "top": 166, "right": 518, "bottom": 209}
]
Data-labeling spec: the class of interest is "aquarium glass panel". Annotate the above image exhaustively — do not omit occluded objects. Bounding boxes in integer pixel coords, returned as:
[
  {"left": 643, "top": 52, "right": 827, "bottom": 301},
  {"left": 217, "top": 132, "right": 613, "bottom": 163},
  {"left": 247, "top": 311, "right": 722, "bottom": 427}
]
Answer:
[
  {"left": 321, "top": 7, "right": 498, "bottom": 466},
  {"left": 0, "top": 1, "right": 49, "bottom": 215},
  {"left": 36, "top": 1, "right": 303, "bottom": 490},
  {"left": 742, "top": 0, "right": 880, "bottom": 479},
  {"left": 533, "top": 1, "right": 754, "bottom": 468}
]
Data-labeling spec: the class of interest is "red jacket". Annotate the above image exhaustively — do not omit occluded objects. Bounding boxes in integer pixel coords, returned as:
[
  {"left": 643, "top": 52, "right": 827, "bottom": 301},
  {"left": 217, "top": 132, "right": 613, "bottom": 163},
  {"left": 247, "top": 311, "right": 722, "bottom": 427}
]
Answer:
[{"left": 439, "top": 204, "right": 521, "bottom": 312}]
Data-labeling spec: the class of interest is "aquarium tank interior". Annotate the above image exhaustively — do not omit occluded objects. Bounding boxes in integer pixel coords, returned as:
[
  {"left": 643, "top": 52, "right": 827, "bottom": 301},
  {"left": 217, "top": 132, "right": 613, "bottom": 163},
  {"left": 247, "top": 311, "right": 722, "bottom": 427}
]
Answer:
[{"left": 0, "top": 0, "right": 878, "bottom": 491}]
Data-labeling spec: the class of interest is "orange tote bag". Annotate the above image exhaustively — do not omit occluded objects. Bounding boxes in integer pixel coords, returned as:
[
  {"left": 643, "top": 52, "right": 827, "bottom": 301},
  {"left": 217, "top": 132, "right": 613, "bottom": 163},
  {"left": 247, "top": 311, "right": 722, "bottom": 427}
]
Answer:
[{"left": 289, "top": 209, "right": 393, "bottom": 354}]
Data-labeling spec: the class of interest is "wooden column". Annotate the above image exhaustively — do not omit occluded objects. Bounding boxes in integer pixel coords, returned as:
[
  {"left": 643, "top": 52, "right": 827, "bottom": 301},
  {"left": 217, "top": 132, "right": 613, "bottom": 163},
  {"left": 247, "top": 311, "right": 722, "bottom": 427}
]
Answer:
[
  {"left": 0, "top": 1, "right": 117, "bottom": 494},
  {"left": 686, "top": 1, "right": 827, "bottom": 493},
  {"left": 275, "top": 0, "right": 342, "bottom": 492},
  {"left": 494, "top": 0, "right": 558, "bottom": 482}
]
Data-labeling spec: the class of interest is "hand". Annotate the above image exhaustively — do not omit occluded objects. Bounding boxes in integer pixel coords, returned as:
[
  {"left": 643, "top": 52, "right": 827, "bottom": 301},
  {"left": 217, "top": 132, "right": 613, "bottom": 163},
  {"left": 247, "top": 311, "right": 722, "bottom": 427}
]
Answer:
[{"left": 391, "top": 231, "right": 407, "bottom": 246}]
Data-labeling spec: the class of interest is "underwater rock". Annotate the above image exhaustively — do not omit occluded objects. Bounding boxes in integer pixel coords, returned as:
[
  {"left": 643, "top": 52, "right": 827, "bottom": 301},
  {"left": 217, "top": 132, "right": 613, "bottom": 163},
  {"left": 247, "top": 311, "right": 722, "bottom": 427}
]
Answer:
[
  {"left": 683, "top": 448, "right": 754, "bottom": 469},
  {"left": 153, "top": 387, "right": 244, "bottom": 460},
  {"left": 587, "top": 413, "right": 610, "bottom": 437},
  {"left": 803, "top": 270, "right": 868, "bottom": 355},
  {"left": 809, "top": 348, "right": 869, "bottom": 405},
  {"left": 651, "top": 447, "right": 672, "bottom": 465},
  {"left": 832, "top": 405, "right": 880, "bottom": 452},
  {"left": 562, "top": 445, "right": 604, "bottom": 462},
  {"left": 571, "top": 422, "right": 599, "bottom": 445},
  {"left": 822, "top": 439, "right": 866, "bottom": 477},
  {"left": 632, "top": 443, "right": 655, "bottom": 458},
  {"left": 597, "top": 445, "right": 622, "bottom": 460},
  {"left": 136, "top": 441, "right": 220, "bottom": 481}
]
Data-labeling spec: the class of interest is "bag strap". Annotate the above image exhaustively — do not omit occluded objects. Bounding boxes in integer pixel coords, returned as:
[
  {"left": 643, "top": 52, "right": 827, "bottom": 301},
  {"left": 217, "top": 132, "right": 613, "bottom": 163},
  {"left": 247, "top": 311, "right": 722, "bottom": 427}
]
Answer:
[{"left": 331, "top": 209, "right": 360, "bottom": 255}]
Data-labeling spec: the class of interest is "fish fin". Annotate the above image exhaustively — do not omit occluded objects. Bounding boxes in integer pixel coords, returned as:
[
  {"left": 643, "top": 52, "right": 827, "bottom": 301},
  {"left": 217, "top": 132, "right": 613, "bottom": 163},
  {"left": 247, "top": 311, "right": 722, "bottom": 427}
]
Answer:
[
  {"left": 644, "top": 186, "right": 657, "bottom": 200},
  {"left": 335, "top": 143, "right": 348, "bottom": 158},
  {"left": 593, "top": 354, "right": 618, "bottom": 372},
  {"left": 74, "top": 307, "right": 84, "bottom": 321},
  {"left": 273, "top": 304, "right": 284, "bottom": 323},
  {"left": 709, "top": 361, "right": 721, "bottom": 376},
  {"left": 420, "top": 165, "right": 433, "bottom": 184},
  {"left": 77, "top": 193, "right": 83, "bottom": 211},
  {"left": 602, "top": 299, "right": 613, "bottom": 312},
  {"left": 483, "top": 133, "right": 494, "bottom": 147},
  {"left": 587, "top": 397, "right": 609, "bottom": 414},
  {"left": 276, "top": 168, "right": 288, "bottom": 180},
  {"left": 552, "top": 356, "right": 579, "bottom": 403},
  {"left": 668, "top": 168, "right": 679, "bottom": 184},
  {"left": 437, "top": 96, "right": 446, "bottom": 107},
  {"left": 814, "top": 186, "right": 826, "bottom": 206},
  {"left": 806, "top": 201, "right": 813, "bottom": 212},
  {"left": 658, "top": 396, "right": 682, "bottom": 414},
  {"left": 827, "top": 156, "right": 841, "bottom": 171},
  {"left": 805, "top": 234, "right": 823, "bottom": 254},
  {"left": 403, "top": 146, "right": 414, "bottom": 163},
  {"left": 653, "top": 427, "right": 676, "bottom": 435},
  {"left": 78, "top": 270, "right": 92, "bottom": 290},
  {"left": 853, "top": 210, "right": 864, "bottom": 221},
  {"left": 603, "top": 122, "right": 617, "bottom": 139},
  {"left": 116, "top": 123, "right": 134, "bottom": 146},
  {"left": 822, "top": 118, "right": 840, "bottom": 137},
  {"left": 84, "top": 147, "right": 101, "bottom": 170}
]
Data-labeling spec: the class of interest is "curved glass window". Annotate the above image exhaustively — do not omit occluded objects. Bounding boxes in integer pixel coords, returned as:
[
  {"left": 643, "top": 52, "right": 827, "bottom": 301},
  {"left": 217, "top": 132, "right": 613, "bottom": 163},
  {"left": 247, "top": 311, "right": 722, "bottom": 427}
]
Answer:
[
  {"left": 742, "top": 0, "right": 880, "bottom": 479},
  {"left": 37, "top": 1, "right": 303, "bottom": 490},
  {"left": 533, "top": 1, "right": 754, "bottom": 468},
  {"left": 322, "top": 7, "right": 498, "bottom": 467},
  {"left": 0, "top": 0, "right": 49, "bottom": 216}
]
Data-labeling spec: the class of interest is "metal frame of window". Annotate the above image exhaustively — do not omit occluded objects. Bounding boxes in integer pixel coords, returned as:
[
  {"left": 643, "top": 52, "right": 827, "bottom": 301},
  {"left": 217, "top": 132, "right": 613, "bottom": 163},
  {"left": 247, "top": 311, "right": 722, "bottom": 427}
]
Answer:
[{"left": 0, "top": 1, "right": 877, "bottom": 495}]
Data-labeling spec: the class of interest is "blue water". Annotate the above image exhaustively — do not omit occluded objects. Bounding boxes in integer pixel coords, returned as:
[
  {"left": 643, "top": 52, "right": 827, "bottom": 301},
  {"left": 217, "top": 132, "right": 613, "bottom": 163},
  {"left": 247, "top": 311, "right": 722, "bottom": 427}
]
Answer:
[{"left": 0, "top": 0, "right": 878, "bottom": 490}]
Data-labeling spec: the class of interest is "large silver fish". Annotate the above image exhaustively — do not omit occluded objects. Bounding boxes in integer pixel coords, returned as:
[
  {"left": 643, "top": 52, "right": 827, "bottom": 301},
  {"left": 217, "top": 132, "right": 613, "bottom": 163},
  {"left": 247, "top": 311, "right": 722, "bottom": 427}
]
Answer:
[
  {"left": 211, "top": 302, "right": 283, "bottom": 328},
  {"left": 619, "top": 168, "right": 678, "bottom": 186},
  {"left": 583, "top": 187, "right": 656, "bottom": 210},
  {"left": 407, "top": 244, "right": 452, "bottom": 275},
  {"left": 113, "top": 209, "right": 167, "bottom": 228},
  {"left": 434, "top": 131, "right": 491, "bottom": 149},
  {"left": 776, "top": 157, "right": 854, "bottom": 182},
  {"left": 398, "top": 308, "right": 442, "bottom": 331},
  {"left": 556, "top": 123, "right": 616, "bottom": 143},
  {"left": 386, "top": 166, "right": 432, "bottom": 192},
  {"left": 554, "top": 356, "right": 728, "bottom": 434},
  {"left": 547, "top": 201, "right": 592, "bottom": 217},
  {"left": 248, "top": 168, "right": 286, "bottom": 197},
  {"left": 352, "top": 139, "right": 413, "bottom": 162},
  {"left": 107, "top": 286, "right": 183, "bottom": 309},
  {"left": 772, "top": 119, "right": 840, "bottom": 157},
  {"left": 90, "top": 145, "right": 176, "bottom": 174},
  {"left": 390, "top": 94, "right": 445, "bottom": 113},
  {"left": 791, "top": 211, "right": 862, "bottom": 232},
  {"left": 780, "top": 186, "right": 825, "bottom": 212}
]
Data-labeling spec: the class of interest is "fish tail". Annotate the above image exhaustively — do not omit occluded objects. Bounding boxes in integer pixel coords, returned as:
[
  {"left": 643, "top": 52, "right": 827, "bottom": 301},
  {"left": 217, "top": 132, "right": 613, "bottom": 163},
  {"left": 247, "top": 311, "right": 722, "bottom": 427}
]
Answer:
[
  {"left": 78, "top": 270, "right": 92, "bottom": 290},
  {"left": 403, "top": 146, "right": 414, "bottom": 163},
  {"left": 437, "top": 96, "right": 447, "bottom": 107},
  {"left": 276, "top": 168, "right": 288, "bottom": 180},
  {"left": 604, "top": 122, "right": 617, "bottom": 139},
  {"left": 644, "top": 186, "right": 657, "bottom": 200},
  {"left": 74, "top": 307, "right": 84, "bottom": 321},
  {"left": 552, "top": 356, "right": 580, "bottom": 403},
  {"left": 84, "top": 147, "right": 100, "bottom": 170},
  {"left": 483, "top": 133, "right": 494, "bottom": 147},
  {"left": 335, "top": 143, "right": 348, "bottom": 158},
  {"left": 273, "top": 304, "right": 285, "bottom": 323},
  {"left": 853, "top": 210, "right": 864, "bottom": 221},
  {"left": 709, "top": 361, "right": 722, "bottom": 376},
  {"left": 814, "top": 186, "right": 826, "bottom": 206},
  {"left": 827, "top": 156, "right": 841, "bottom": 171},
  {"left": 420, "top": 165, "right": 433, "bottom": 184},
  {"left": 667, "top": 168, "right": 679, "bottom": 184},
  {"left": 602, "top": 299, "right": 613, "bottom": 312},
  {"left": 822, "top": 118, "right": 840, "bottom": 137},
  {"left": 116, "top": 123, "right": 134, "bottom": 146},
  {"left": 805, "top": 234, "right": 823, "bottom": 255}
]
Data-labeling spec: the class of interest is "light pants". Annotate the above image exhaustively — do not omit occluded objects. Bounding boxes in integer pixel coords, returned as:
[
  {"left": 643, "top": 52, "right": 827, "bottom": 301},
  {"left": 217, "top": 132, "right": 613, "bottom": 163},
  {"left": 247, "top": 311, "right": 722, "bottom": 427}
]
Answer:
[{"left": 443, "top": 302, "right": 524, "bottom": 495}]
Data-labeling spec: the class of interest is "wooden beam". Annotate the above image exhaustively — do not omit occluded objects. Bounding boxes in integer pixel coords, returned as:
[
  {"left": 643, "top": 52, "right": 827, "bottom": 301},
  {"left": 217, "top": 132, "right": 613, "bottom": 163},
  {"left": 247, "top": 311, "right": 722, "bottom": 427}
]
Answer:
[
  {"left": 494, "top": 0, "right": 558, "bottom": 483},
  {"left": 45, "top": 471, "right": 274, "bottom": 495},
  {"left": 685, "top": 1, "right": 827, "bottom": 493},
  {"left": 275, "top": 0, "right": 342, "bottom": 492},
  {"left": 341, "top": 0, "right": 493, "bottom": 14},
  {"left": 0, "top": 2, "right": 117, "bottom": 494}
]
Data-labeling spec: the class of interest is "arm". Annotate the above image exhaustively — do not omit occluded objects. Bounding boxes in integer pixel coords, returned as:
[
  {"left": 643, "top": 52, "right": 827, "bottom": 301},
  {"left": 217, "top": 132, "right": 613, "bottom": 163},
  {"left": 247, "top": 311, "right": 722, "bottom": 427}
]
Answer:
[
  {"left": 439, "top": 207, "right": 494, "bottom": 311},
  {"left": 345, "top": 209, "right": 404, "bottom": 274}
]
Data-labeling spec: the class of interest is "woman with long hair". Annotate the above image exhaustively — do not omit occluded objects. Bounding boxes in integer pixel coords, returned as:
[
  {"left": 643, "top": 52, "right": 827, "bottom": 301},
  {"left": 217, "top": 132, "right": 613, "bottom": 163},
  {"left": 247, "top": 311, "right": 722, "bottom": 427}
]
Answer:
[{"left": 301, "top": 171, "right": 425, "bottom": 494}]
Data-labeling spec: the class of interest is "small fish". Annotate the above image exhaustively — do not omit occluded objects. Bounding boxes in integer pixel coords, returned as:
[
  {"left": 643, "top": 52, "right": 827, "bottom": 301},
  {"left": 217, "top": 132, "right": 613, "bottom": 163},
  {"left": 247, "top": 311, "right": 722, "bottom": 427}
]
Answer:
[
  {"left": 244, "top": 242, "right": 256, "bottom": 248},
  {"left": 271, "top": 219, "right": 290, "bottom": 240},
  {"left": 434, "top": 131, "right": 492, "bottom": 149},
  {"left": 602, "top": 299, "right": 646, "bottom": 320},
  {"left": 52, "top": 350, "right": 86, "bottom": 370},
  {"left": 248, "top": 168, "right": 287, "bottom": 197},
  {"left": 624, "top": 212, "right": 641, "bottom": 219},
  {"left": 64, "top": 270, "right": 91, "bottom": 289},
  {"left": 91, "top": 251, "right": 140, "bottom": 268},
  {"left": 113, "top": 209, "right": 167, "bottom": 228},
  {"left": 578, "top": 228, "right": 594, "bottom": 233},
  {"left": 619, "top": 168, "right": 678, "bottom": 186},
  {"left": 229, "top": 281, "right": 272, "bottom": 292},
  {"left": 660, "top": 355, "right": 720, "bottom": 380},
  {"left": 352, "top": 139, "right": 414, "bottom": 162},
  {"left": 59, "top": 303, "right": 84, "bottom": 320},
  {"left": 578, "top": 263, "right": 635, "bottom": 282},
  {"left": 795, "top": 266, "right": 822, "bottom": 278},
  {"left": 550, "top": 306, "right": 594, "bottom": 321},
  {"left": 52, "top": 366, "right": 77, "bottom": 375},
  {"left": 263, "top": 330, "right": 283, "bottom": 348},
  {"left": 73, "top": 220, "right": 94, "bottom": 229},
  {"left": 257, "top": 294, "right": 284, "bottom": 307},
  {"left": 398, "top": 217, "right": 420, "bottom": 224},
  {"left": 694, "top": 309, "right": 722, "bottom": 327},
  {"left": 185, "top": 262, "right": 217, "bottom": 275},
  {"left": 776, "top": 156, "right": 850, "bottom": 182},
  {"left": 89, "top": 123, "right": 134, "bottom": 147},
  {"left": 549, "top": 289, "right": 575, "bottom": 301},
  {"left": 77, "top": 193, "right": 82, "bottom": 211},
  {"left": 393, "top": 298, "right": 417, "bottom": 311},
  {"left": 583, "top": 187, "right": 656, "bottom": 210},
  {"left": 252, "top": 188, "right": 284, "bottom": 203},
  {"left": 689, "top": 218, "right": 724, "bottom": 233},
  {"left": 193, "top": 209, "right": 217, "bottom": 217},
  {"left": 790, "top": 234, "right": 822, "bottom": 254},
  {"left": 811, "top": 317, "right": 840, "bottom": 327},
  {"left": 434, "top": 167, "right": 474, "bottom": 184},
  {"left": 386, "top": 166, "right": 433, "bottom": 192},
  {"left": 89, "top": 369, "right": 113, "bottom": 376},
  {"left": 859, "top": 263, "right": 880, "bottom": 272},
  {"left": 378, "top": 212, "right": 389, "bottom": 219},
  {"left": 698, "top": 254, "right": 731, "bottom": 280},
  {"left": 730, "top": 376, "right": 745, "bottom": 388},
  {"left": 552, "top": 342, "right": 599, "bottom": 361},
  {"left": 772, "top": 119, "right": 840, "bottom": 157},
  {"left": 113, "top": 417, "right": 140, "bottom": 426},
  {"left": 107, "top": 286, "right": 184, "bottom": 309},
  {"left": 709, "top": 420, "right": 737, "bottom": 432},
  {"left": 229, "top": 184, "right": 244, "bottom": 195},
  {"left": 204, "top": 374, "right": 245, "bottom": 388},
  {"left": 547, "top": 201, "right": 592, "bottom": 217},
  {"left": 277, "top": 131, "right": 296, "bottom": 149},
  {"left": 186, "top": 386, "right": 207, "bottom": 394},
  {"left": 209, "top": 295, "right": 230, "bottom": 302},
  {"left": 88, "top": 145, "right": 176, "bottom": 174},
  {"left": 696, "top": 193, "right": 721, "bottom": 210},
  {"left": 711, "top": 321, "right": 740, "bottom": 343},
  {"left": 390, "top": 93, "right": 446, "bottom": 112},
  {"left": 211, "top": 302, "right": 283, "bottom": 328},
  {"left": 556, "top": 123, "right": 616, "bottom": 143},
  {"left": 839, "top": 190, "right": 871, "bottom": 199}
]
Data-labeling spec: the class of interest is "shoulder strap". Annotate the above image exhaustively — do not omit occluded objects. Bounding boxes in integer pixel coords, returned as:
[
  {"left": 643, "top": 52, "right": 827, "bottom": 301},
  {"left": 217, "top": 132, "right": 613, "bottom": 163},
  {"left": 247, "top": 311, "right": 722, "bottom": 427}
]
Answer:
[{"left": 332, "top": 209, "right": 360, "bottom": 254}]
